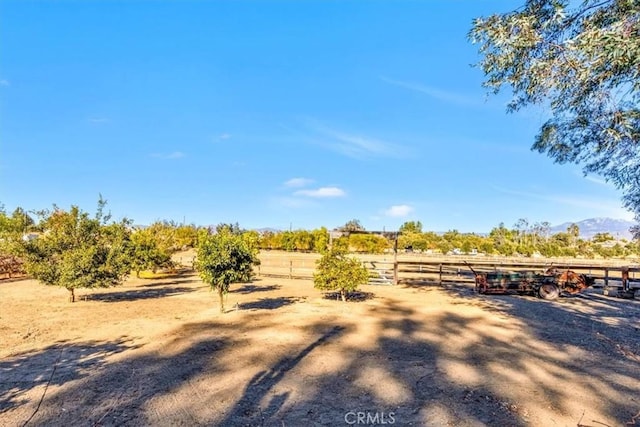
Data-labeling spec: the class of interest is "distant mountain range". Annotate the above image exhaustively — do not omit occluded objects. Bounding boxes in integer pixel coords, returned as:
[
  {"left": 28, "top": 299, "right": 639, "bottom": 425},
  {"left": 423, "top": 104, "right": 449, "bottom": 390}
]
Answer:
[{"left": 550, "top": 218, "right": 637, "bottom": 240}]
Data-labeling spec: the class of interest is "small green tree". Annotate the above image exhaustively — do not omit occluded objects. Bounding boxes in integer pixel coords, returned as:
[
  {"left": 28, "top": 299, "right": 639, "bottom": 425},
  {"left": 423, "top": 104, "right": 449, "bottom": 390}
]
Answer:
[
  {"left": 195, "top": 227, "right": 259, "bottom": 313},
  {"left": 313, "top": 248, "right": 369, "bottom": 302},
  {"left": 22, "top": 199, "right": 131, "bottom": 302}
]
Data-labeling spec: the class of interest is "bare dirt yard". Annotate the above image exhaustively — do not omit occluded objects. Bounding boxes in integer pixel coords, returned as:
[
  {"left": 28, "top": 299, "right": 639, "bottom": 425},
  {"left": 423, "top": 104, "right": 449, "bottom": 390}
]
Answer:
[{"left": 2, "top": 255, "right": 640, "bottom": 426}]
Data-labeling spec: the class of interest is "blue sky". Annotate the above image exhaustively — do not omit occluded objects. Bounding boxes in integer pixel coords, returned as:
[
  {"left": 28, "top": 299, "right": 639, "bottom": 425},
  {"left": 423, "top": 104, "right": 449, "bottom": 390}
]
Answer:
[{"left": 0, "top": 0, "right": 634, "bottom": 232}]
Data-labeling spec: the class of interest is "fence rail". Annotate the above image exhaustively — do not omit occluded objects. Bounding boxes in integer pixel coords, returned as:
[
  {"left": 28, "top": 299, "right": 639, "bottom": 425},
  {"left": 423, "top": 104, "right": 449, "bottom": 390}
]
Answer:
[{"left": 256, "top": 251, "right": 640, "bottom": 294}]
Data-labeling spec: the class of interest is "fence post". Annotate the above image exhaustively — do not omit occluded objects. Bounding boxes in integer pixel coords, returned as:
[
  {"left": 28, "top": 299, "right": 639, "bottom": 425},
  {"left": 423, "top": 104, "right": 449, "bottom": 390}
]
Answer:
[
  {"left": 439, "top": 264, "right": 443, "bottom": 286},
  {"left": 393, "top": 261, "right": 398, "bottom": 285},
  {"left": 604, "top": 268, "right": 609, "bottom": 289},
  {"left": 622, "top": 267, "right": 629, "bottom": 291},
  {"left": 393, "top": 237, "right": 398, "bottom": 285},
  {"left": 289, "top": 260, "right": 293, "bottom": 279}
]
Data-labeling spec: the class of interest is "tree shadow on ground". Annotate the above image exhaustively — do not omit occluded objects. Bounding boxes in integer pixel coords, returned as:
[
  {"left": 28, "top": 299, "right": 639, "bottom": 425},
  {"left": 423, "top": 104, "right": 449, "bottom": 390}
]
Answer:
[
  {"left": 136, "top": 268, "right": 195, "bottom": 280},
  {"left": 322, "top": 291, "right": 375, "bottom": 302},
  {"left": 85, "top": 286, "right": 196, "bottom": 302},
  {"left": 0, "top": 337, "right": 138, "bottom": 414},
  {"left": 0, "top": 276, "right": 29, "bottom": 284},
  {"left": 8, "top": 288, "right": 640, "bottom": 426},
  {"left": 135, "top": 277, "right": 206, "bottom": 288},
  {"left": 3, "top": 316, "right": 268, "bottom": 426},
  {"left": 218, "top": 325, "right": 346, "bottom": 426},
  {"left": 237, "top": 296, "right": 303, "bottom": 311},
  {"left": 418, "top": 280, "right": 640, "bottom": 341},
  {"left": 213, "top": 305, "right": 531, "bottom": 426},
  {"left": 137, "top": 277, "right": 202, "bottom": 288},
  {"left": 231, "top": 284, "right": 281, "bottom": 294}
]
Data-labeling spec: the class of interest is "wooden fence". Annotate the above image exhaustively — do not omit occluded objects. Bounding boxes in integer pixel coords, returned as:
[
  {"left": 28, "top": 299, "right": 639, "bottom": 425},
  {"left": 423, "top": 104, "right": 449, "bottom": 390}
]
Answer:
[
  {"left": 256, "top": 251, "right": 640, "bottom": 294},
  {"left": 0, "top": 256, "right": 25, "bottom": 280}
]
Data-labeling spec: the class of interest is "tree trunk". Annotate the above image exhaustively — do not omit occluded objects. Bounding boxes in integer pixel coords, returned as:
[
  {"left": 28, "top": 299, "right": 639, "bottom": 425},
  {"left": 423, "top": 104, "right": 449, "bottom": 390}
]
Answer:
[
  {"left": 69, "top": 288, "right": 75, "bottom": 303},
  {"left": 341, "top": 289, "right": 346, "bottom": 302},
  {"left": 218, "top": 287, "right": 225, "bottom": 313},
  {"left": 136, "top": 270, "right": 140, "bottom": 278}
]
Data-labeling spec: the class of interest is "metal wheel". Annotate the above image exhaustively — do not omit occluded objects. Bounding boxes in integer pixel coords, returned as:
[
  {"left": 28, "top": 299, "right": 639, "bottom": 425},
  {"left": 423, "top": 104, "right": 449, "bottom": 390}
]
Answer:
[{"left": 538, "top": 283, "right": 560, "bottom": 300}]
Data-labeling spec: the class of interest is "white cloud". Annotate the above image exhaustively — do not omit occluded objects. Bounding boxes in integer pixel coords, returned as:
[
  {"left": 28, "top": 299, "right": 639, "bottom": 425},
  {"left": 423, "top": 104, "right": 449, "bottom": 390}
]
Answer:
[
  {"left": 218, "top": 133, "right": 232, "bottom": 140},
  {"left": 384, "top": 204, "right": 414, "bottom": 217},
  {"left": 0, "top": 79, "right": 9, "bottom": 87},
  {"left": 151, "top": 151, "right": 185, "bottom": 159},
  {"left": 380, "top": 76, "right": 483, "bottom": 108},
  {"left": 297, "top": 119, "right": 409, "bottom": 160},
  {"left": 294, "top": 186, "right": 346, "bottom": 198},
  {"left": 574, "top": 171, "right": 610, "bottom": 187},
  {"left": 284, "top": 177, "right": 314, "bottom": 188}
]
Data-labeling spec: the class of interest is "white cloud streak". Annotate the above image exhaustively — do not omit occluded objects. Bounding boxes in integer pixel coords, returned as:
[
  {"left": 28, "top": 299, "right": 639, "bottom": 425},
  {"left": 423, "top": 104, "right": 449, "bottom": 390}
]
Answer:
[
  {"left": 574, "top": 171, "right": 610, "bottom": 186},
  {"left": 218, "top": 133, "right": 232, "bottom": 140},
  {"left": 284, "top": 177, "right": 314, "bottom": 188},
  {"left": 380, "top": 76, "right": 483, "bottom": 108},
  {"left": 0, "top": 79, "right": 10, "bottom": 87},
  {"left": 384, "top": 204, "right": 414, "bottom": 217},
  {"left": 300, "top": 120, "right": 408, "bottom": 160},
  {"left": 294, "top": 186, "right": 346, "bottom": 198}
]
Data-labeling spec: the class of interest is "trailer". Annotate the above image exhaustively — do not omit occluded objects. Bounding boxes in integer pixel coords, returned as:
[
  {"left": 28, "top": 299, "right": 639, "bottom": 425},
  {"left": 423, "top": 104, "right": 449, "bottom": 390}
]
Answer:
[{"left": 469, "top": 264, "right": 595, "bottom": 300}]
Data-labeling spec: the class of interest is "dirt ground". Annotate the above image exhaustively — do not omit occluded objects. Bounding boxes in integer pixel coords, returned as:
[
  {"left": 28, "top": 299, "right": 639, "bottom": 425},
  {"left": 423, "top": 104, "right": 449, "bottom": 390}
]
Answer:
[{"left": 1, "top": 259, "right": 640, "bottom": 426}]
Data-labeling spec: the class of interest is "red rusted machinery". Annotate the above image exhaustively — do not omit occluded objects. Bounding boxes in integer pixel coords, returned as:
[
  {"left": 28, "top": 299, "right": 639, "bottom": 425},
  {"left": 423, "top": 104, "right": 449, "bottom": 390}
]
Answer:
[{"left": 469, "top": 264, "right": 594, "bottom": 301}]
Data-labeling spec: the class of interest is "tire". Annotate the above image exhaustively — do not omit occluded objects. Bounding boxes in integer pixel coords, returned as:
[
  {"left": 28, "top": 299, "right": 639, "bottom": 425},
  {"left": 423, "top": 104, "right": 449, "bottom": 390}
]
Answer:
[{"left": 538, "top": 283, "right": 560, "bottom": 300}]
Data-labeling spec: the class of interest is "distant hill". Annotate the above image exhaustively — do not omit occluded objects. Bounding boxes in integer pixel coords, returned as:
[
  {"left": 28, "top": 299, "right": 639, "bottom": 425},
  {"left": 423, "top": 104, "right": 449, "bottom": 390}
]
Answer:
[
  {"left": 550, "top": 218, "right": 637, "bottom": 240},
  {"left": 255, "top": 227, "right": 281, "bottom": 234}
]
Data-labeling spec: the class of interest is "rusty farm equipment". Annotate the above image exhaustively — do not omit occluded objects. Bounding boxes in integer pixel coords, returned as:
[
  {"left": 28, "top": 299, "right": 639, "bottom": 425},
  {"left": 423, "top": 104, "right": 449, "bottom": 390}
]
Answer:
[{"left": 466, "top": 263, "right": 595, "bottom": 301}]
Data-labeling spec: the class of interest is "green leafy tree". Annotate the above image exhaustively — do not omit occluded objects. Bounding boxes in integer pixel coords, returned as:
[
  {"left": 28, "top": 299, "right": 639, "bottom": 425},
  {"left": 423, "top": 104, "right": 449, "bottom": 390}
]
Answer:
[
  {"left": 313, "top": 247, "right": 369, "bottom": 302},
  {"left": 331, "top": 236, "right": 350, "bottom": 252},
  {"left": 399, "top": 221, "right": 423, "bottom": 234},
  {"left": 146, "top": 221, "right": 178, "bottom": 253},
  {"left": 312, "top": 227, "right": 330, "bottom": 253},
  {"left": 470, "top": 0, "right": 640, "bottom": 230},
  {"left": 241, "top": 229, "right": 261, "bottom": 252},
  {"left": 279, "top": 231, "right": 296, "bottom": 251},
  {"left": 479, "top": 239, "right": 495, "bottom": 255},
  {"left": 567, "top": 223, "right": 580, "bottom": 247},
  {"left": 339, "top": 219, "right": 365, "bottom": 232},
  {"left": 593, "top": 232, "right": 615, "bottom": 243},
  {"left": 129, "top": 228, "right": 174, "bottom": 277},
  {"left": 174, "top": 224, "right": 199, "bottom": 249},
  {"left": 347, "top": 233, "right": 389, "bottom": 254},
  {"left": 293, "top": 230, "right": 314, "bottom": 252},
  {"left": 0, "top": 209, "right": 25, "bottom": 257},
  {"left": 9, "top": 207, "right": 35, "bottom": 234},
  {"left": 195, "top": 227, "right": 259, "bottom": 313},
  {"left": 398, "top": 221, "right": 426, "bottom": 252},
  {"left": 22, "top": 199, "right": 131, "bottom": 302},
  {"left": 0, "top": 211, "right": 26, "bottom": 277},
  {"left": 259, "top": 230, "right": 277, "bottom": 250}
]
